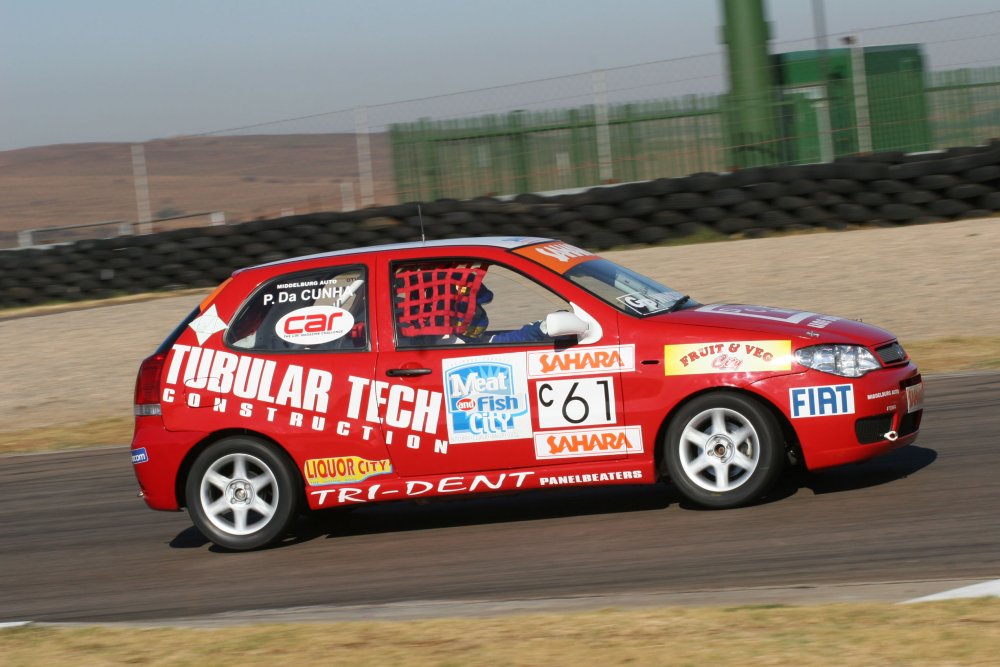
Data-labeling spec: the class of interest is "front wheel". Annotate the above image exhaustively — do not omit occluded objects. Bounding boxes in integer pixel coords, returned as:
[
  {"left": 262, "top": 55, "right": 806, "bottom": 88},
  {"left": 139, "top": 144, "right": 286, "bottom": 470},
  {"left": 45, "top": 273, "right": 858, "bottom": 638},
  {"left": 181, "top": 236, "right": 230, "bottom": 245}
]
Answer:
[
  {"left": 185, "top": 437, "right": 299, "bottom": 551},
  {"left": 664, "top": 392, "right": 784, "bottom": 509}
]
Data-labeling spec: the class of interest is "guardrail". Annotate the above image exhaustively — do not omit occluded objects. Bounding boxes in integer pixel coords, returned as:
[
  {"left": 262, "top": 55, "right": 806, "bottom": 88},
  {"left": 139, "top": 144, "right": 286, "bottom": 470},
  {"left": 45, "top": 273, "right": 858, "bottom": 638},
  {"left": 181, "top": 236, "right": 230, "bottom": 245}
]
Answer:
[
  {"left": 10, "top": 212, "right": 226, "bottom": 249},
  {"left": 1, "top": 145, "right": 998, "bottom": 309}
]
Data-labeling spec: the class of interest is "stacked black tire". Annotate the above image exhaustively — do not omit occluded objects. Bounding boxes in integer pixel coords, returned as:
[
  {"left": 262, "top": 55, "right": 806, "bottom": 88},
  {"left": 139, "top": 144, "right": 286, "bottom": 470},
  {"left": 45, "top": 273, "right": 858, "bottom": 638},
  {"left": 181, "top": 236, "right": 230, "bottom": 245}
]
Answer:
[{"left": 3, "top": 142, "right": 1000, "bottom": 308}]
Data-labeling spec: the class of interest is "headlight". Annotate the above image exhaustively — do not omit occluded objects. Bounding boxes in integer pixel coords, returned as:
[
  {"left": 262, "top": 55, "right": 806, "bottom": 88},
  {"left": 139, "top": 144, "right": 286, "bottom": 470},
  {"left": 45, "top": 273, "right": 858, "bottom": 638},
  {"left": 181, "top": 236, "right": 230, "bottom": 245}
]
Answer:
[{"left": 794, "top": 344, "right": 881, "bottom": 377}]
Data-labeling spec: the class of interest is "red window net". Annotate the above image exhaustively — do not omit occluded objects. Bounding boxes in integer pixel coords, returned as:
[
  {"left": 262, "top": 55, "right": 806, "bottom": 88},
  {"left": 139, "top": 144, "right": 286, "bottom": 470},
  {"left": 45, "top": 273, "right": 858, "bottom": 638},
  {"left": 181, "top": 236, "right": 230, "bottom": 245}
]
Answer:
[{"left": 393, "top": 263, "right": 486, "bottom": 337}]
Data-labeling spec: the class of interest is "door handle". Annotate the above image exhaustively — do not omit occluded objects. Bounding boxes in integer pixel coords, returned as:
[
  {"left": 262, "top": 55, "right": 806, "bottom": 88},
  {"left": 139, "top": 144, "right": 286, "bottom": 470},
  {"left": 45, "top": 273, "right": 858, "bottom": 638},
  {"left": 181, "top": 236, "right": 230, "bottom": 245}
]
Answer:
[{"left": 386, "top": 367, "right": 432, "bottom": 377}]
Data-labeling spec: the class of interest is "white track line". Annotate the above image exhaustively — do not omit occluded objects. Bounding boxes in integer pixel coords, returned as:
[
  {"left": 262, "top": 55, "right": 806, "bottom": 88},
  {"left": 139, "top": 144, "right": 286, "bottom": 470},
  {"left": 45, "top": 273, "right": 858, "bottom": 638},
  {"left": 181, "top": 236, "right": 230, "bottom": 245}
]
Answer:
[
  {"left": 904, "top": 579, "right": 1000, "bottom": 603},
  {"left": 0, "top": 621, "right": 31, "bottom": 629}
]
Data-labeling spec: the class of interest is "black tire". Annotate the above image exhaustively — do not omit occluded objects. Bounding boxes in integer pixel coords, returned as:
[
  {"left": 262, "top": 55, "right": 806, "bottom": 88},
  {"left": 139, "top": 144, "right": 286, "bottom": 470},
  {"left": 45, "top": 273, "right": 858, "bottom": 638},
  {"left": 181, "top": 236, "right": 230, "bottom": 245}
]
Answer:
[
  {"left": 664, "top": 392, "right": 784, "bottom": 509},
  {"left": 871, "top": 179, "right": 912, "bottom": 195},
  {"left": 185, "top": 437, "right": 299, "bottom": 551}
]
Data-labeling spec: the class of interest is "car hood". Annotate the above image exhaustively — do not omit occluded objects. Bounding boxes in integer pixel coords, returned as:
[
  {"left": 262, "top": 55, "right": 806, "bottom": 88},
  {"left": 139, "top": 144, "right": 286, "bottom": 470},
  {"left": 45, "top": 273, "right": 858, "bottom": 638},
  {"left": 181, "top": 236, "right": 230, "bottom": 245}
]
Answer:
[{"left": 650, "top": 303, "right": 896, "bottom": 348}]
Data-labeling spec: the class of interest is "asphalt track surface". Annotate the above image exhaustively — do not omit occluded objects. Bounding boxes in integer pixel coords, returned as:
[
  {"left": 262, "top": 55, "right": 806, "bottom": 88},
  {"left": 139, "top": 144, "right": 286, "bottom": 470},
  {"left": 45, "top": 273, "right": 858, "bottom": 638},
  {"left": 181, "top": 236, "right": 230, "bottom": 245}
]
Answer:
[{"left": 1, "top": 373, "right": 998, "bottom": 624}]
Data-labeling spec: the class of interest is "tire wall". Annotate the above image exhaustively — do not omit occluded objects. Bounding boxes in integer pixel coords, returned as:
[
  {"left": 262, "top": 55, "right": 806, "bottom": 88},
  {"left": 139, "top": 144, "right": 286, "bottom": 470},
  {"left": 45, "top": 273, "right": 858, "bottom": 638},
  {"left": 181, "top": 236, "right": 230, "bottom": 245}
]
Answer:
[{"left": 3, "top": 143, "right": 1000, "bottom": 308}]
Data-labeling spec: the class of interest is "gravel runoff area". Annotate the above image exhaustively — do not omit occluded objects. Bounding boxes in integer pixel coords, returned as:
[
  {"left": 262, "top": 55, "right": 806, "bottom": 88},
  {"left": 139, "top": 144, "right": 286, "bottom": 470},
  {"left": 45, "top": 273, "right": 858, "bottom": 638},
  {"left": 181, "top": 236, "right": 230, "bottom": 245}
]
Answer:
[{"left": 0, "top": 218, "right": 997, "bottom": 435}]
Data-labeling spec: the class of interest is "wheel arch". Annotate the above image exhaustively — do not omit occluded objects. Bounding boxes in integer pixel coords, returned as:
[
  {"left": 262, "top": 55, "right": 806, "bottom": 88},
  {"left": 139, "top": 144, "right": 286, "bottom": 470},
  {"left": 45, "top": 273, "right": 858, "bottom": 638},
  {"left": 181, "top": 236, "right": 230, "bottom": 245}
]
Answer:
[
  {"left": 652, "top": 385, "right": 800, "bottom": 479},
  {"left": 174, "top": 429, "right": 304, "bottom": 509}
]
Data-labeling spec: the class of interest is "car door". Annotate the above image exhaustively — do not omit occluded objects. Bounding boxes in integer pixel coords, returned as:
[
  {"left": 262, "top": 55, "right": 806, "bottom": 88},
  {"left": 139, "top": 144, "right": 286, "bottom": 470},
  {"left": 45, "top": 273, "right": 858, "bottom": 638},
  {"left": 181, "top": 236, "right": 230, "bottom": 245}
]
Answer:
[{"left": 373, "top": 250, "right": 631, "bottom": 477}]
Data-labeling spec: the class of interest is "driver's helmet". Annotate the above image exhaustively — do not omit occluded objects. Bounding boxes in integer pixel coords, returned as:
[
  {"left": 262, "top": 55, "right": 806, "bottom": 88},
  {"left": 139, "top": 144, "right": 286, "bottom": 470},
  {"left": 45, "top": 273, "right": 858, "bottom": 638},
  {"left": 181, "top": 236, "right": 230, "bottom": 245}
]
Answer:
[{"left": 393, "top": 263, "right": 488, "bottom": 338}]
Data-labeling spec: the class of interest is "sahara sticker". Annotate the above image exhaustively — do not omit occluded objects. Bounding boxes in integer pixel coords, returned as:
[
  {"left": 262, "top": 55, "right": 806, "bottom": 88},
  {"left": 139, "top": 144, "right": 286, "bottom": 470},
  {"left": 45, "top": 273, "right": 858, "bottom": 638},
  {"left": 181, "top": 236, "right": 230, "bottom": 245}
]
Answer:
[
  {"left": 534, "top": 426, "right": 643, "bottom": 460},
  {"left": 442, "top": 352, "right": 532, "bottom": 443},
  {"left": 527, "top": 345, "right": 635, "bottom": 378},
  {"left": 513, "top": 241, "right": 596, "bottom": 274},
  {"left": 663, "top": 340, "right": 792, "bottom": 375}
]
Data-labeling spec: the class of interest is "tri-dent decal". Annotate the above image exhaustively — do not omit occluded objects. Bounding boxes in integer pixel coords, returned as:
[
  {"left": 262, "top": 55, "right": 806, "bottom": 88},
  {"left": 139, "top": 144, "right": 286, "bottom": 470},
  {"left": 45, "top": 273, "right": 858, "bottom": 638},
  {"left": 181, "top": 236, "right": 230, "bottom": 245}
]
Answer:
[
  {"left": 130, "top": 447, "right": 149, "bottom": 464},
  {"left": 303, "top": 456, "right": 392, "bottom": 486},
  {"left": 275, "top": 305, "right": 354, "bottom": 345},
  {"left": 527, "top": 345, "right": 635, "bottom": 378},
  {"left": 534, "top": 426, "right": 643, "bottom": 460},
  {"left": 696, "top": 304, "right": 839, "bottom": 329},
  {"left": 312, "top": 471, "right": 535, "bottom": 506},
  {"left": 310, "top": 466, "right": 651, "bottom": 506},
  {"left": 514, "top": 241, "right": 595, "bottom": 274},
  {"left": 443, "top": 352, "right": 531, "bottom": 443},
  {"left": 663, "top": 340, "right": 792, "bottom": 375},
  {"left": 536, "top": 376, "right": 616, "bottom": 429},
  {"left": 789, "top": 384, "right": 855, "bottom": 418}
]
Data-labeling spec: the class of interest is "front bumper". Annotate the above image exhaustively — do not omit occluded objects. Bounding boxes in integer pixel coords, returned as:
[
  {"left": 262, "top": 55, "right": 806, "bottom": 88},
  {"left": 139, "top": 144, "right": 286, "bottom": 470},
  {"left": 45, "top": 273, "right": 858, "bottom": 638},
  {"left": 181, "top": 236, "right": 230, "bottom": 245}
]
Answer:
[{"left": 752, "top": 362, "right": 923, "bottom": 470}]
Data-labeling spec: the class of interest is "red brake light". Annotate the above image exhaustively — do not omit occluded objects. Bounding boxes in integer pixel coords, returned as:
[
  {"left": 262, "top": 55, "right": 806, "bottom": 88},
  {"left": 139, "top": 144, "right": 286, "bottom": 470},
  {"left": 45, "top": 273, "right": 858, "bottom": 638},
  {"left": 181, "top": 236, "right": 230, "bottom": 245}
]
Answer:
[{"left": 134, "top": 352, "right": 166, "bottom": 415}]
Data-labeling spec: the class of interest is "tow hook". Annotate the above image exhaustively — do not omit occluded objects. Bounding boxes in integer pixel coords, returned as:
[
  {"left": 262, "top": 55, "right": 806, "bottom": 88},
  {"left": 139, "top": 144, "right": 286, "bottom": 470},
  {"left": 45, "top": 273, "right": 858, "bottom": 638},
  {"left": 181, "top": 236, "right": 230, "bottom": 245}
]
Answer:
[
  {"left": 883, "top": 430, "right": 899, "bottom": 442},
  {"left": 136, "top": 489, "right": 145, "bottom": 498}
]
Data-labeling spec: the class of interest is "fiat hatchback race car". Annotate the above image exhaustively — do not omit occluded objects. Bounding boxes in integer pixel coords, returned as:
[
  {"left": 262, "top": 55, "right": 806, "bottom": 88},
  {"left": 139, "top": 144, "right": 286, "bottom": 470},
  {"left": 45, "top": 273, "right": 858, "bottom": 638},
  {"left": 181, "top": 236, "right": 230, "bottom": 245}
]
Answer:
[{"left": 131, "top": 237, "right": 923, "bottom": 550}]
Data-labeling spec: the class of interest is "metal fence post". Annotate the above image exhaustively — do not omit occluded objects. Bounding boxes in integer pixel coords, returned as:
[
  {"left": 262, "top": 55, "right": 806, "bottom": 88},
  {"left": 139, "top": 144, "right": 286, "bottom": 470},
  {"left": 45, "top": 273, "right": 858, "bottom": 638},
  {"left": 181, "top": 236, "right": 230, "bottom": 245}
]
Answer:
[
  {"left": 850, "top": 33, "right": 873, "bottom": 153},
  {"left": 131, "top": 144, "right": 152, "bottom": 234},
  {"left": 592, "top": 70, "right": 614, "bottom": 183},
  {"left": 354, "top": 106, "right": 375, "bottom": 208}
]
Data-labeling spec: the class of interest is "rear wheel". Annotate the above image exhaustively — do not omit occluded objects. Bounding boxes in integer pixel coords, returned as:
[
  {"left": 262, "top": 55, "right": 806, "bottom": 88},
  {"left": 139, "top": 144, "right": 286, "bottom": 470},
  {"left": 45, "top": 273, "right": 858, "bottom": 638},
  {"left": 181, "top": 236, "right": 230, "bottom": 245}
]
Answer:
[
  {"left": 665, "top": 393, "right": 784, "bottom": 508},
  {"left": 185, "top": 437, "right": 299, "bottom": 551}
]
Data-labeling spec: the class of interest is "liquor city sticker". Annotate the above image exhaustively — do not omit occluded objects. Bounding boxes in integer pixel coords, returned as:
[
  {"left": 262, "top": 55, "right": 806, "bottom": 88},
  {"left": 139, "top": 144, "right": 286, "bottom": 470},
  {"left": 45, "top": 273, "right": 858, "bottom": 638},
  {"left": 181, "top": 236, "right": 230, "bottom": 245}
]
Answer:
[
  {"left": 442, "top": 352, "right": 531, "bottom": 443},
  {"left": 303, "top": 456, "right": 392, "bottom": 486},
  {"left": 663, "top": 340, "right": 792, "bottom": 376}
]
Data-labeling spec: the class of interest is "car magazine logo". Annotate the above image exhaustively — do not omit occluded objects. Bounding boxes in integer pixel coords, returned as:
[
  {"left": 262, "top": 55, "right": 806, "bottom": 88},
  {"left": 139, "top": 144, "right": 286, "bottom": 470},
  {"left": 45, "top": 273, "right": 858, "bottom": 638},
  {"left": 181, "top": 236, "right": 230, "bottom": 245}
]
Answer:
[
  {"left": 130, "top": 447, "right": 149, "bottom": 464},
  {"left": 789, "top": 384, "right": 855, "bottom": 418},
  {"left": 663, "top": 340, "right": 791, "bottom": 375},
  {"left": 303, "top": 456, "right": 392, "bottom": 486},
  {"left": 527, "top": 345, "right": 635, "bottom": 378},
  {"left": 275, "top": 305, "right": 354, "bottom": 345},
  {"left": 534, "top": 426, "right": 643, "bottom": 460},
  {"left": 443, "top": 352, "right": 531, "bottom": 443}
]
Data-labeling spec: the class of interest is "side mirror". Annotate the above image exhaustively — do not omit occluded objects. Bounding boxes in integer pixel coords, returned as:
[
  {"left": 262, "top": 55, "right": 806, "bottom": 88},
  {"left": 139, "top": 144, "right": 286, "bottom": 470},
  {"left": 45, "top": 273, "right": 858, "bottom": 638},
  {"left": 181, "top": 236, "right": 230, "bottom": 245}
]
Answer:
[{"left": 545, "top": 311, "right": 589, "bottom": 338}]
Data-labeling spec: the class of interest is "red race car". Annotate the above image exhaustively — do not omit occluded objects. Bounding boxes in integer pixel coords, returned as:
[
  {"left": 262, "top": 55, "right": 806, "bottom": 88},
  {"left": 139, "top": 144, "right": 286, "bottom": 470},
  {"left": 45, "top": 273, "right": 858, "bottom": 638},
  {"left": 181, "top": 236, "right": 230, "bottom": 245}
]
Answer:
[{"left": 131, "top": 237, "right": 923, "bottom": 550}]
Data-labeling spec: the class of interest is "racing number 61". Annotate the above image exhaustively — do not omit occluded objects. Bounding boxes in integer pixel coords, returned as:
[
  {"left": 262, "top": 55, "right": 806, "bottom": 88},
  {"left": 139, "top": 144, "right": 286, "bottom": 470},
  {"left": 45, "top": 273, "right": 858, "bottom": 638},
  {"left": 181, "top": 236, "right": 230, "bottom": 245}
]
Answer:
[{"left": 536, "top": 377, "right": 615, "bottom": 429}]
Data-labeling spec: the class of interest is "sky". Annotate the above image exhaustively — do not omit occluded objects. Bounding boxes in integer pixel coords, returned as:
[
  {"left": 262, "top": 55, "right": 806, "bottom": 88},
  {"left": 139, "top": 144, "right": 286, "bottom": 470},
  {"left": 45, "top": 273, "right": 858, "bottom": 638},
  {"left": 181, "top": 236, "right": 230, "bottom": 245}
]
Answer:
[{"left": 2, "top": 0, "right": 1000, "bottom": 151}]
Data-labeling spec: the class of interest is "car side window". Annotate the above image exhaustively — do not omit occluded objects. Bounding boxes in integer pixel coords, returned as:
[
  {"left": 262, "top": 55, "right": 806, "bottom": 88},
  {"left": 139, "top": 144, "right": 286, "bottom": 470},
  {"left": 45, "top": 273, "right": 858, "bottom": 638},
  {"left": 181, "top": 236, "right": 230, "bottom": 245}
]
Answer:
[
  {"left": 392, "top": 260, "right": 570, "bottom": 348},
  {"left": 226, "top": 265, "right": 368, "bottom": 352}
]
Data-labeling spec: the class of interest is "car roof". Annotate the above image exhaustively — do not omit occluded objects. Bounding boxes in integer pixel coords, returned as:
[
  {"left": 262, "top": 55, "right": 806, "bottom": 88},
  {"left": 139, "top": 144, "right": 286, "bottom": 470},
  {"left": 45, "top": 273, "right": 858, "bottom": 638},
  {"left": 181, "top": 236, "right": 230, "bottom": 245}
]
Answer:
[{"left": 250, "top": 235, "right": 553, "bottom": 270}]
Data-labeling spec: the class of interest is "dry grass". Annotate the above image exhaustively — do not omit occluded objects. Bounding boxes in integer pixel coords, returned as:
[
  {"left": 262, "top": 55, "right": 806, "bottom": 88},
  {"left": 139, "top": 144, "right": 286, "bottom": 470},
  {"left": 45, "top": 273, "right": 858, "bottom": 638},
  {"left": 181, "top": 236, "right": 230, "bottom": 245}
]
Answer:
[
  {"left": 906, "top": 337, "right": 1000, "bottom": 374},
  {"left": 1, "top": 599, "right": 998, "bottom": 666},
  {"left": 0, "top": 417, "right": 132, "bottom": 455}
]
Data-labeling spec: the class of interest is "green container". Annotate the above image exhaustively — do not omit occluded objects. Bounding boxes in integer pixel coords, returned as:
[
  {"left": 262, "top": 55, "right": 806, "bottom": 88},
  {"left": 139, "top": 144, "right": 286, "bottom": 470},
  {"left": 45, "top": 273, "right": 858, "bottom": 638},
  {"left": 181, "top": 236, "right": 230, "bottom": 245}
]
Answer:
[{"left": 774, "top": 44, "right": 931, "bottom": 158}]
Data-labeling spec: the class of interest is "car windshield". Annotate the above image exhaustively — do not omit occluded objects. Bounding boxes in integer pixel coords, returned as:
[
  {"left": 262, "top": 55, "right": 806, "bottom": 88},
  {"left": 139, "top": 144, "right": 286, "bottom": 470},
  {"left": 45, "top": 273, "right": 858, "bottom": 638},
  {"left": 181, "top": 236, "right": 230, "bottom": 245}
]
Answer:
[{"left": 563, "top": 258, "right": 695, "bottom": 316}]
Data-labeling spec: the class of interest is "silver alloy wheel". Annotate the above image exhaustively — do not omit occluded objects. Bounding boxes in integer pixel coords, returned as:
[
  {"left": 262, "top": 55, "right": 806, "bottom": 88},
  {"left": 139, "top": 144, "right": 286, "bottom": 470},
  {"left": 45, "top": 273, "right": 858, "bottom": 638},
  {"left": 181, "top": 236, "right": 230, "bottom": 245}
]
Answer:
[
  {"left": 199, "top": 452, "right": 279, "bottom": 536},
  {"left": 678, "top": 407, "right": 760, "bottom": 492}
]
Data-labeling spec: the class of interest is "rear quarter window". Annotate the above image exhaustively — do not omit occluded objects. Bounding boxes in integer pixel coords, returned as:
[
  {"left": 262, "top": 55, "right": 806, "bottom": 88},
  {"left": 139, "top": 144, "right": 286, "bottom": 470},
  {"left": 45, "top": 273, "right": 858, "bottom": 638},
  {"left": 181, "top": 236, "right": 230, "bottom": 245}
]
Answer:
[{"left": 225, "top": 265, "right": 368, "bottom": 352}]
